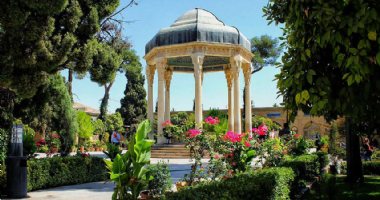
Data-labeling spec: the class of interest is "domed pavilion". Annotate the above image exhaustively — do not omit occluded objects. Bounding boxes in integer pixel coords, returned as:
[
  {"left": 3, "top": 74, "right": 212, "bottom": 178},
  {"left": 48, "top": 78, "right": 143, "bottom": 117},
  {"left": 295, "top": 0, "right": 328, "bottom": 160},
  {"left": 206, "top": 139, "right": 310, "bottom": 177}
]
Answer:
[{"left": 144, "top": 8, "right": 253, "bottom": 143}]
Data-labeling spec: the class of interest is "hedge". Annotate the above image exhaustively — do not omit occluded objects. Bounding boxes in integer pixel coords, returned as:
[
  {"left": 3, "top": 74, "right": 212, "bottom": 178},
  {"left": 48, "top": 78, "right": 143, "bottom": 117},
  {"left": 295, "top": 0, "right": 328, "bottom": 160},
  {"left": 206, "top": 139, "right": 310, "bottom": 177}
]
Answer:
[
  {"left": 27, "top": 156, "right": 107, "bottom": 191},
  {"left": 280, "top": 154, "right": 320, "bottom": 181},
  {"left": 362, "top": 161, "right": 380, "bottom": 175},
  {"left": 165, "top": 167, "right": 295, "bottom": 200}
]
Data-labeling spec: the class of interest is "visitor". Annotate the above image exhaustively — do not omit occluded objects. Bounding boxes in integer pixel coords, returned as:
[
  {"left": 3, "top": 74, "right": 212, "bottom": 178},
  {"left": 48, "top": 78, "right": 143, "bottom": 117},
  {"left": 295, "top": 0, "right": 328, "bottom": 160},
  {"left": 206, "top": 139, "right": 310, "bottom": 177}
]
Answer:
[
  {"left": 111, "top": 131, "right": 121, "bottom": 146},
  {"left": 363, "top": 137, "right": 373, "bottom": 161},
  {"left": 279, "top": 123, "right": 291, "bottom": 137},
  {"left": 315, "top": 133, "right": 322, "bottom": 151}
]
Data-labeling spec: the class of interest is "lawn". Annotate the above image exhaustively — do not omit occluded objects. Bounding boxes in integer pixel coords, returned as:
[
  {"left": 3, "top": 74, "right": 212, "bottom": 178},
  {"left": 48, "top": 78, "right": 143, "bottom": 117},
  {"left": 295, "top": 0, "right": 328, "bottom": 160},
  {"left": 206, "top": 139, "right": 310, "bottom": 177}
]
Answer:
[{"left": 305, "top": 175, "right": 380, "bottom": 200}]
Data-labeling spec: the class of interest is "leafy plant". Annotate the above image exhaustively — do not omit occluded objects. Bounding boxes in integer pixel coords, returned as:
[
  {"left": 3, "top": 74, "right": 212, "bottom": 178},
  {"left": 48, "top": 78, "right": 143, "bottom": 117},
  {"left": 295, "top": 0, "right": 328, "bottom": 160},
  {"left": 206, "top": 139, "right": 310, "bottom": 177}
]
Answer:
[
  {"left": 105, "top": 120, "right": 155, "bottom": 200},
  {"left": 103, "top": 143, "right": 122, "bottom": 161},
  {"left": 77, "top": 111, "right": 95, "bottom": 140},
  {"left": 23, "top": 125, "right": 37, "bottom": 158},
  {"left": 146, "top": 161, "right": 172, "bottom": 196}
]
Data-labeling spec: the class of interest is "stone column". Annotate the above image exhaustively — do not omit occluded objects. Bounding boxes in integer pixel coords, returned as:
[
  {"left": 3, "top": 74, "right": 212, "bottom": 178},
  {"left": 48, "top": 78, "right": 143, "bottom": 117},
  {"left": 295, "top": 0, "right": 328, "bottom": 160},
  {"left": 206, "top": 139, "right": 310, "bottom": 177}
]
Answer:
[
  {"left": 191, "top": 52, "right": 205, "bottom": 129},
  {"left": 156, "top": 57, "right": 166, "bottom": 144},
  {"left": 243, "top": 63, "right": 252, "bottom": 133},
  {"left": 224, "top": 66, "right": 234, "bottom": 131},
  {"left": 231, "top": 55, "right": 242, "bottom": 133},
  {"left": 164, "top": 69, "right": 173, "bottom": 121},
  {"left": 146, "top": 65, "right": 155, "bottom": 135}
]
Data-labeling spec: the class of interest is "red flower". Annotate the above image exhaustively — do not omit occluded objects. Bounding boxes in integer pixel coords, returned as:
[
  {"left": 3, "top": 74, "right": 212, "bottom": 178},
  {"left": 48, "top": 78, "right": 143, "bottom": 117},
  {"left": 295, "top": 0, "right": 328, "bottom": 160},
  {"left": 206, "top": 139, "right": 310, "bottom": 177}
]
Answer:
[
  {"left": 258, "top": 124, "right": 268, "bottom": 136},
  {"left": 36, "top": 138, "right": 46, "bottom": 147},
  {"left": 293, "top": 134, "right": 300, "bottom": 139},
  {"left": 244, "top": 141, "right": 251, "bottom": 148},
  {"left": 204, "top": 116, "right": 220, "bottom": 125},
  {"left": 187, "top": 129, "right": 201, "bottom": 138},
  {"left": 223, "top": 131, "right": 242, "bottom": 143},
  {"left": 162, "top": 120, "right": 173, "bottom": 127}
]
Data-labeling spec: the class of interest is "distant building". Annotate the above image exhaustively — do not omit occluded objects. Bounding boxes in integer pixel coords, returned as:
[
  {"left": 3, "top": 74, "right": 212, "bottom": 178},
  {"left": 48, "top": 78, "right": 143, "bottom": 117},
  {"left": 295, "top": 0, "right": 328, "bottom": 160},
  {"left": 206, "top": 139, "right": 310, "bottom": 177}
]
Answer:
[{"left": 73, "top": 102, "right": 100, "bottom": 119}]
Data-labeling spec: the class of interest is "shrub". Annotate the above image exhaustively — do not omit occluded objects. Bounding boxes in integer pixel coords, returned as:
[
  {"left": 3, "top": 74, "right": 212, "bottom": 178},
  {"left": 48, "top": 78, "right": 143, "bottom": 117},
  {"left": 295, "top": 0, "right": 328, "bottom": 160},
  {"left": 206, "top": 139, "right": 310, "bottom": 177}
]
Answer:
[
  {"left": 362, "top": 161, "right": 380, "bottom": 175},
  {"left": 0, "top": 163, "right": 6, "bottom": 196},
  {"left": 165, "top": 167, "right": 295, "bottom": 200},
  {"left": 314, "top": 151, "right": 329, "bottom": 173},
  {"left": 103, "top": 143, "right": 121, "bottom": 161},
  {"left": 27, "top": 156, "right": 107, "bottom": 191},
  {"left": 280, "top": 154, "right": 320, "bottom": 181},
  {"left": 146, "top": 161, "right": 172, "bottom": 196}
]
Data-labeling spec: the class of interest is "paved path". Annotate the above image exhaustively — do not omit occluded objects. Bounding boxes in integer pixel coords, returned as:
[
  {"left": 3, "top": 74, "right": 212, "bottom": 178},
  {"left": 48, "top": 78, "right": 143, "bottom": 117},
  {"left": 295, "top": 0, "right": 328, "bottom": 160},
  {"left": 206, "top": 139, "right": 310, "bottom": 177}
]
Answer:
[{"left": 6, "top": 158, "right": 208, "bottom": 200}]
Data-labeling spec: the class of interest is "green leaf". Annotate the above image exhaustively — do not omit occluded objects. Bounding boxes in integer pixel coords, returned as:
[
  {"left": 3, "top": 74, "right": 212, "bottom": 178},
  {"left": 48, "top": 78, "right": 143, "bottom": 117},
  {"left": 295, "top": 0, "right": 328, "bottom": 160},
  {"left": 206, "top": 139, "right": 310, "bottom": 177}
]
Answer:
[
  {"left": 301, "top": 90, "right": 310, "bottom": 102},
  {"left": 307, "top": 71, "right": 313, "bottom": 84},
  {"left": 347, "top": 75, "right": 354, "bottom": 86},
  {"left": 295, "top": 93, "right": 301, "bottom": 105},
  {"left": 368, "top": 31, "right": 377, "bottom": 41},
  {"left": 358, "top": 40, "right": 366, "bottom": 49},
  {"left": 305, "top": 49, "right": 311, "bottom": 57},
  {"left": 376, "top": 52, "right": 380, "bottom": 65}
]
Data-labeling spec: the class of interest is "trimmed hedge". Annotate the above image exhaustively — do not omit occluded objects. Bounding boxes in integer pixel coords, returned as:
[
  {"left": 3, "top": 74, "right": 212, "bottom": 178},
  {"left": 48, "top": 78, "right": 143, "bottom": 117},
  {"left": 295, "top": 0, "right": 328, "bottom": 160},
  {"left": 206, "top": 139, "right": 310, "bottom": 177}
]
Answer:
[
  {"left": 165, "top": 167, "right": 295, "bottom": 200},
  {"left": 27, "top": 156, "right": 107, "bottom": 191},
  {"left": 362, "top": 161, "right": 380, "bottom": 175},
  {"left": 280, "top": 154, "right": 320, "bottom": 181}
]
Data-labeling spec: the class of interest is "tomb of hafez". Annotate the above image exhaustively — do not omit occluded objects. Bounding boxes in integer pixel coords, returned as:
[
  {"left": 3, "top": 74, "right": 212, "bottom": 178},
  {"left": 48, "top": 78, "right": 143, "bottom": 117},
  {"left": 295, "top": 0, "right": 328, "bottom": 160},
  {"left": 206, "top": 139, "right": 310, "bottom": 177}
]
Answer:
[{"left": 144, "top": 8, "right": 253, "bottom": 144}]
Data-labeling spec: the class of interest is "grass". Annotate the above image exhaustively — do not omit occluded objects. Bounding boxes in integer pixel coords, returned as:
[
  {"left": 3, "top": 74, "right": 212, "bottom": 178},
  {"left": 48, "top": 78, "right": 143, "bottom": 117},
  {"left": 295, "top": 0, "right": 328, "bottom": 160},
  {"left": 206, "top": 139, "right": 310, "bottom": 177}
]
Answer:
[{"left": 305, "top": 175, "right": 380, "bottom": 200}]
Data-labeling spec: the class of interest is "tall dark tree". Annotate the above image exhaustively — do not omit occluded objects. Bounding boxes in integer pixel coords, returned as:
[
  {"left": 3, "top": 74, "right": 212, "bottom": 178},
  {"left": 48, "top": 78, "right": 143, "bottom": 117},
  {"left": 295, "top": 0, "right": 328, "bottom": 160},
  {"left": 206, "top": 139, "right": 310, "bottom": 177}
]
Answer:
[
  {"left": 264, "top": 0, "right": 380, "bottom": 183},
  {"left": 117, "top": 52, "right": 147, "bottom": 131},
  {"left": 14, "top": 75, "right": 78, "bottom": 154},
  {"left": 242, "top": 35, "right": 282, "bottom": 127}
]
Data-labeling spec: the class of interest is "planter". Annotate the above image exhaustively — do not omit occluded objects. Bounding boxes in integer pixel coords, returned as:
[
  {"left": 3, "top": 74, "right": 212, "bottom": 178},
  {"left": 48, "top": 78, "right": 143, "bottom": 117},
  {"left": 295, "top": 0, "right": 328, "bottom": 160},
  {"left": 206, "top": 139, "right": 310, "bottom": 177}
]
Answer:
[
  {"left": 175, "top": 181, "right": 188, "bottom": 191},
  {"left": 80, "top": 146, "right": 85, "bottom": 153}
]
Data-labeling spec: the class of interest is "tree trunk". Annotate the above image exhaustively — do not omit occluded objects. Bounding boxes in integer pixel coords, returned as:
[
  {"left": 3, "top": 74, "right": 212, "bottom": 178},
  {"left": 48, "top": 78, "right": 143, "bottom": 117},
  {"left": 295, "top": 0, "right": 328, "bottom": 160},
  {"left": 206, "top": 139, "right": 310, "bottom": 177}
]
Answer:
[
  {"left": 345, "top": 117, "right": 363, "bottom": 183},
  {"left": 68, "top": 69, "right": 73, "bottom": 101},
  {"left": 99, "top": 82, "right": 113, "bottom": 121}
]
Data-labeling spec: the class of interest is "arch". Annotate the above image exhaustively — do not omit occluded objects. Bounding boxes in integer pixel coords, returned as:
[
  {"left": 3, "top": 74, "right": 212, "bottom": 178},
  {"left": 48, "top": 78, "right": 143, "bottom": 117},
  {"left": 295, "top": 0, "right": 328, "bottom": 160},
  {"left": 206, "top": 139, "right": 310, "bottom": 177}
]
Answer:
[{"left": 303, "top": 121, "right": 321, "bottom": 140}]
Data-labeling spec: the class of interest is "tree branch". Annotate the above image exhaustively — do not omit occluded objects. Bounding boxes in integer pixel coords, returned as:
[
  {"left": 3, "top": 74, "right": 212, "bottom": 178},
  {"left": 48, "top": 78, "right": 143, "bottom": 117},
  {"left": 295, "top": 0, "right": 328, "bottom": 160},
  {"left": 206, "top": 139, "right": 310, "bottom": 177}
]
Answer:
[{"left": 100, "top": 0, "right": 137, "bottom": 27}]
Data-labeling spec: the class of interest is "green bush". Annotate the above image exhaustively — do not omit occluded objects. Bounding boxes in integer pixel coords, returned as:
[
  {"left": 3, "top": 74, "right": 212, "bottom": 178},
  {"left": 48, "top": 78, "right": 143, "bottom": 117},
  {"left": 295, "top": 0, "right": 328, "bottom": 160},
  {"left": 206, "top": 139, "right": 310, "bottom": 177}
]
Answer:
[
  {"left": 314, "top": 152, "right": 329, "bottom": 173},
  {"left": 27, "top": 156, "right": 107, "bottom": 191},
  {"left": 146, "top": 161, "right": 172, "bottom": 196},
  {"left": 165, "top": 167, "right": 295, "bottom": 200},
  {"left": 0, "top": 163, "right": 6, "bottom": 196},
  {"left": 280, "top": 154, "right": 320, "bottom": 181},
  {"left": 362, "top": 161, "right": 380, "bottom": 175}
]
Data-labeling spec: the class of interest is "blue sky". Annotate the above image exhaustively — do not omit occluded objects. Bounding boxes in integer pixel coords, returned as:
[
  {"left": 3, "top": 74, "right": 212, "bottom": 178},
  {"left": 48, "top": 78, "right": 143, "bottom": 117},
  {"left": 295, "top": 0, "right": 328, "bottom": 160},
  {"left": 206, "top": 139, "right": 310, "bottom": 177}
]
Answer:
[{"left": 68, "top": 0, "right": 283, "bottom": 112}]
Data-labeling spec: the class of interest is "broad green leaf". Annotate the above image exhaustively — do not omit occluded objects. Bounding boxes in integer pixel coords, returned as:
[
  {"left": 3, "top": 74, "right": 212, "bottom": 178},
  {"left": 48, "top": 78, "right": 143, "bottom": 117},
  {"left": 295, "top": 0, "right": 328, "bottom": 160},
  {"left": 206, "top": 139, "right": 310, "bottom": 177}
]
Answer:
[
  {"left": 295, "top": 93, "right": 301, "bottom": 105},
  {"left": 347, "top": 75, "right": 354, "bottom": 86},
  {"left": 301, "top": 90, "right": 310, "bottom": 101},
  {"left": 376, "top": 52, "right": 380, "bottom": 65},
  {"left": 368, "top": 31, "right": 377, "bottom": 41},
  {"left": 305, "top": 49, "right": 311, "bottom": 57},
  {"left": 110, "top": 173, "right": 120, "bottom": 180},
  {"left": 307, "top": 71, "right": 313, "bottom": 84}
]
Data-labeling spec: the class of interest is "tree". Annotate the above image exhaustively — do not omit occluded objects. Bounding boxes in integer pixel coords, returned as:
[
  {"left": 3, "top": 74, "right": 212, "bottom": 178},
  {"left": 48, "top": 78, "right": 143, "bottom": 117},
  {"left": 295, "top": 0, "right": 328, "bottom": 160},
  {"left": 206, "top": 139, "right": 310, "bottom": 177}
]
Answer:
[
  {"left": 104, "top": 112, "right": 124, "bottom": 134},
  {"left": 77, "top": 111, "right": 94, "bottom": 141},
  {"left": 264, "top": 0, "right": 380, "bottom": 183},
  {"left": 14, "top": 74, "right": 78, "bottom": 154},
  {"left": 117, "top": 52, "right": 147, "bottom": 131},
  {"left": 0, "top": 0, "right": 120, "bottom": 98},
  {"left": 242, "top": 35, "right": 282, "bottom": 126}
]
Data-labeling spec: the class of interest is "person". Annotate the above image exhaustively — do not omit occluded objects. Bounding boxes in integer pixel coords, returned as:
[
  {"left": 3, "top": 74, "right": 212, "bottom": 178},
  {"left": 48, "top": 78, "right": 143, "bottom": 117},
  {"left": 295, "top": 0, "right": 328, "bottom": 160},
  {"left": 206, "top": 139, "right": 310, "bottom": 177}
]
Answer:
[
  {"left": 111, "top": 131, "right": 121, "bottom": 146},
  {"left": 363, "top": 137, "right": 373, "bottom": 161},
  {"left": 279, "top": 123, "right": 291, "bottom": 137},
  {"left": 315, "top": 133, "right": 322, "bottom": 151}
]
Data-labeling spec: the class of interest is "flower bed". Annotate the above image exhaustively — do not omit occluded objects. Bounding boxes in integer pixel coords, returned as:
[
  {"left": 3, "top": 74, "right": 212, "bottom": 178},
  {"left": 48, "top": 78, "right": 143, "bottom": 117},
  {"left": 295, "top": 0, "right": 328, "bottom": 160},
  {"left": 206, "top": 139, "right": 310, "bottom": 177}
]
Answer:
[
  {"left": 27, "top": 156, "right": 107, "bottom": 191},
  {"left": 165, "top": 167, "right": 295, "bottom": 200}
]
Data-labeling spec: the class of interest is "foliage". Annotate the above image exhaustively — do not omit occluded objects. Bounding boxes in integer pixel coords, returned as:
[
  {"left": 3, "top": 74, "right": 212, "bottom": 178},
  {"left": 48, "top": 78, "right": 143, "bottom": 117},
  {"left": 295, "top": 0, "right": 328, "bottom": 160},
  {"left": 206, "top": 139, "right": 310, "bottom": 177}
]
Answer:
[
  {"left": 280, "top": 154, "right": 320, "bottom": 181},
  {"left": 0, "top": 0, "right": 120, "bottom": 98},
  {"left": 257, "top": 138, "right": 285, "bottom": 167},
  {"left": 205, "top": 108, "right": 227, "bottom": 120},
  {"left": 27, "top": 156, "right": 107, "bottom": 191},
  {"left": 77, "top": 111, "right": 94, "bottom": 140},
  {"left": 0, "top": 129, "right": 8, "bottom": 164},
  {"left": 104, "top": 120, "right": 155, "bottom": 200},
  {"left": 250, "top": 35, "right": 283, "bottom": 73},
  {"left": 362, "top": 161, "right": 380, "bottom": 175},
  {"left": 117, "top": 50, "right": 147, "bottom": 131},
  {"left": 105, "top": 112, "right": 124, "bottom": 133},
  {"left": 0, "top": 163, "right": 5, "bottom": 196},
  {"left": 146, "top": 161, "right": 172, "bottom": 196},
  {"left": 93, "top": 119, "right": 106, "bottom": 135},
  {"left": 252, "top": 115, "right": 281, "bottom": 131},
  {"left": 166, "top": 167, "right": 295, "bottom": 200},
  {"left": 103, "top": 143, "right": 121, "bottom": 161},
  {"left": 23, "top": 125, "right": 37, "bottom": 158},
  {"left": 285, "top": 135, "right": 310, "bottom": 156},
  {"left": 264, "top": 0, "right": 380, "bottom": 182},
  {"left": 14, "top": 75, "right": 78, "bottom": 154}
]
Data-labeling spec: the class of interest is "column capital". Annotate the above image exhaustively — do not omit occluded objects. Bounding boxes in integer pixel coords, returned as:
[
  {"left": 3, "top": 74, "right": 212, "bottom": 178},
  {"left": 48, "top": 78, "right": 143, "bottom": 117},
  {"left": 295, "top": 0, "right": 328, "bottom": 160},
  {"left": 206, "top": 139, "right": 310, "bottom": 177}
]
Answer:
[
  {"left": 242, "top": 63, "right": 252, "bottom": 85},
  {"left": 191, "top": 52, "right": 205, "bottom": 76},
  {"left": 224, "top": 66, "right": 234, "bottom": 89},
  {"left": 165, "top": 68, "right": 173, "bottom": 90},
  {"left": 230, "top": 54, "right": 243, "bottom": 76},
  {"left": 146, "top": 65, "right": 156, "bottom": 86}
]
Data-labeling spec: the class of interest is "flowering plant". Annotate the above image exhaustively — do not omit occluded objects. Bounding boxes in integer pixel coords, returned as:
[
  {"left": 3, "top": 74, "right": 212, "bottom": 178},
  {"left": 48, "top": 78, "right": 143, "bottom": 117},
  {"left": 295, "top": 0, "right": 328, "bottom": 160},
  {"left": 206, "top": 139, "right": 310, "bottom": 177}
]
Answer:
[{"left": 204, "top": 116, "right": 220, "bottom": 125}]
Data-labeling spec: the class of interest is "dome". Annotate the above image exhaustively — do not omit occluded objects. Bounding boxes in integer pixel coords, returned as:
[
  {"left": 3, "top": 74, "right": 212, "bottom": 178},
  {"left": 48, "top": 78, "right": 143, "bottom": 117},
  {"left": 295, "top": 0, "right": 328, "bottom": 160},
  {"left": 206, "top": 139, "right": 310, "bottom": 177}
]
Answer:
[{"left": 145, "top": 8, "right": 251, "bottom": 54}]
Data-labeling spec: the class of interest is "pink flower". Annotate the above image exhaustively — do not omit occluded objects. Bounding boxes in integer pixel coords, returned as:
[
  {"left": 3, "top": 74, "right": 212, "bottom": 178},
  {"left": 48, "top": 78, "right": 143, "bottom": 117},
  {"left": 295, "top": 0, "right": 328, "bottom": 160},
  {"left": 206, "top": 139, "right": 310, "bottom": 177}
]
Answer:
[
  {"left": 214, "top": 154, "right": 220, "bottom": 159},
  {"left": 244, "top": 141, "right": 251, "bottom": 148},
  {"left": 188, "top": 129, "right": 201, "bottom": 138},
  {"left": 258, "top": 124, "right": 268, "bottom": 136},
  {"left": 231, "top": 162, "right": 236, "bottom": 166},
  {"left": 251, "top": 128, "right": 259, "bottom": 134},
  {"left": 162, "top": 120, "right": 173, "bottom": 127},
  {"left": 204, "top": 116, "right": 220, "bottom": 125},
  {"left": 223, "top": 131, "right": 243, "bottom": 143}
]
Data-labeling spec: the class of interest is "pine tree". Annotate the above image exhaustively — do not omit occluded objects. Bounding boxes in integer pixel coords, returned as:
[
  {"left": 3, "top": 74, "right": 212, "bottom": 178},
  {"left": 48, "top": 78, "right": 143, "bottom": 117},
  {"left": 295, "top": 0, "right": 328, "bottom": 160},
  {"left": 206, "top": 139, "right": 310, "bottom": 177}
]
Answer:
[{"left": 117, "top": 55, "right": 147, "bottom": 131}]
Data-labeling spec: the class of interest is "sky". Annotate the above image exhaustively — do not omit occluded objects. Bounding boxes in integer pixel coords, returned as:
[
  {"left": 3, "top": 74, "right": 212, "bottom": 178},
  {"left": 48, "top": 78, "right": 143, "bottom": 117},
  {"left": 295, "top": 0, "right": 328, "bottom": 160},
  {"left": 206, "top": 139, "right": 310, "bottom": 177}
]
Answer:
[{"left": 68, "top": 0, "right": 284, "bottom": 112}]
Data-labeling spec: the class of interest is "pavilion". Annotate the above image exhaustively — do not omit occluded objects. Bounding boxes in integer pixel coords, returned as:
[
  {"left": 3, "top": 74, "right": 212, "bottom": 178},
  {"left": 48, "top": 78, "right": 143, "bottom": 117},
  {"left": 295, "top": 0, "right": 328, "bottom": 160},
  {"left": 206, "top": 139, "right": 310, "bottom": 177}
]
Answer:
[{"left": 144, "top": 8, "right": 253, "bottom": 143}]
